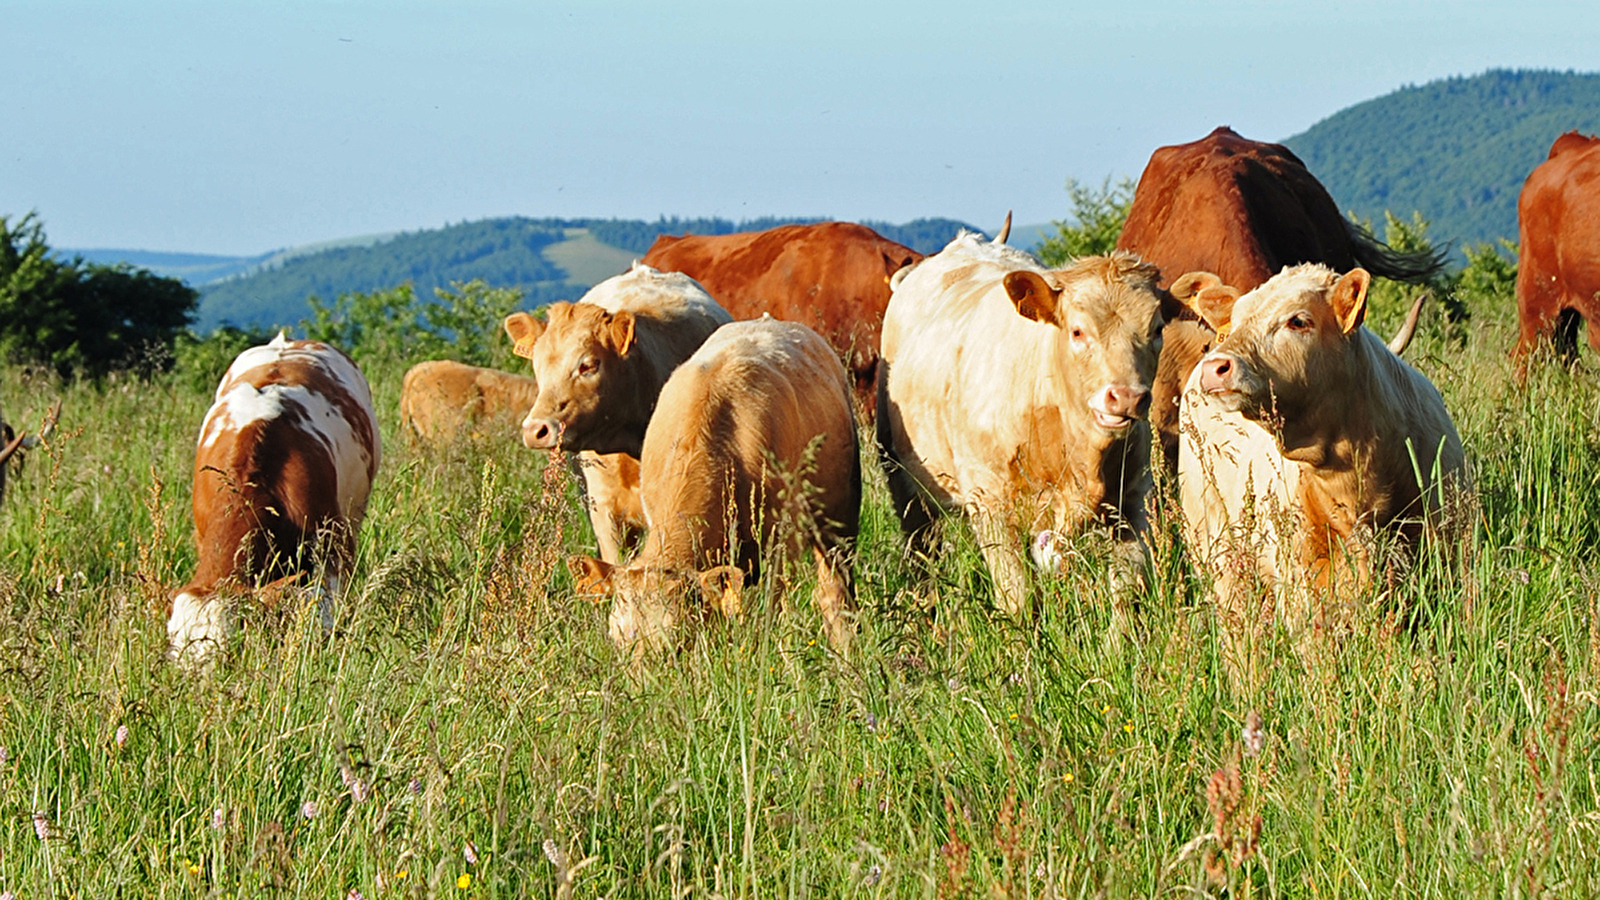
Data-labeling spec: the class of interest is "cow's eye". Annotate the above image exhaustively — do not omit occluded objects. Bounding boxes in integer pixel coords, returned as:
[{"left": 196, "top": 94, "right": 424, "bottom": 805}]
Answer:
[
  {"left": 1286, "top": 313, "right": 1314, "bottom": 331},
  {"left": 1070, "top": 327, "right": 1085, "bottom": 341},
  {"left": 577, "top": 358, "right": 599, "bottom": 376}
]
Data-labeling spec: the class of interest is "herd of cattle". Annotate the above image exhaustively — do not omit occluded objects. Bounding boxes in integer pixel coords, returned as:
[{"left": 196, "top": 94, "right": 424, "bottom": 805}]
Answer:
[{"left": 5, "top": 126, "right": 1592, "bottom": 668}]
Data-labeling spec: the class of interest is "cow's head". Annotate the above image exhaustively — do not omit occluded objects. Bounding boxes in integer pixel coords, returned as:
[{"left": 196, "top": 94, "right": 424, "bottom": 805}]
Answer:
[
  {"left": 1002, "top": 252, "right": 1166, "bottom": 437},
  {"left": 504, "top": 303, "right": 640, "bottom": 454},
  {"left": 1185, "top": 264, "right": 1370, "bottom": 427},
  {"left": 569, "top": 556, "right": 745, "bottom": 661}
]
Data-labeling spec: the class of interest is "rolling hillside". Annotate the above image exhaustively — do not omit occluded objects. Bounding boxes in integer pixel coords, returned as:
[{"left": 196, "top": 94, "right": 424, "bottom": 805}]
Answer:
[
  {"left": 1283, "top": 68, "right": 1600, "bottom": 255},
  {"left": 176, "top": 216, "right": 980, "bottom": 330}
]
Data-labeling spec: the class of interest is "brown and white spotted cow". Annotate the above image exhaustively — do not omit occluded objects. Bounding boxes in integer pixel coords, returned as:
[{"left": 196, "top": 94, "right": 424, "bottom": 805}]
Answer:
[
  {"left": 569, "top": 318, "right": 860, "bottom": 660},
  {"left": 503, "top": 263, "right": 732, "bottom": 563},
  {"left": 877, "top": 231, "right": 1170, "bottom": 615},
  {"left": 399, "top": 359, "right": 542, "bottom": 445},
  {"left": 168, "top": 333, "right": 381, "bottom": 665},
  {"left": 1176, "top": 265, "right": 1465, "bottom": 672}
]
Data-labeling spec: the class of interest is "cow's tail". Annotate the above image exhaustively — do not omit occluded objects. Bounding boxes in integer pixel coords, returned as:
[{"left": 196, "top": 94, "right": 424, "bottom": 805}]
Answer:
[{"left": 1343, "top": 217, "right": 1448, "bottom": 284}]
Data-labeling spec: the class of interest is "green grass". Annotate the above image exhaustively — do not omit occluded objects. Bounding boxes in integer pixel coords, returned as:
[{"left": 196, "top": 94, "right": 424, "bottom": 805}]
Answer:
[{"left": 1, "top": 292, "right": 1598, "bottom": 898}]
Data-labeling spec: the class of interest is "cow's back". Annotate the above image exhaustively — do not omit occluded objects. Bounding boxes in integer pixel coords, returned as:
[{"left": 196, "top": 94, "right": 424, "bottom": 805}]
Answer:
[
  {"left": 642, "top": 222, "right": 922, "bottom": 413},
  {"left": 640, "top": 318, "right": 859, "bottom": 570},
  {"left": 189, "top": 336, "right": 380, "bottom": 594}
]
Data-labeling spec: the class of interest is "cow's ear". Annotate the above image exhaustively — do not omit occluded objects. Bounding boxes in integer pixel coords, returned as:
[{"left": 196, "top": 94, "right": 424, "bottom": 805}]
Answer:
[
  {"left": 568, "top": 555, "right": 613, "bottom": 600},
  {"left": 1169, "top": 271, "right": 1223, "bottom": 303},
  {"left": 607, "top": 310, "right": 637, "bottom": 356},
  {"left": 697, "top": 565, "right": 745, "bottom": 617},
  {"left": 504, "top": 311, "right": 546, "bottom": 359},
  {"left": 1002, "top": 271, "right": 1060, "bottom": 325},
  {"left": 1330, "top": 268, "right": 1371, "bottom": 334}
]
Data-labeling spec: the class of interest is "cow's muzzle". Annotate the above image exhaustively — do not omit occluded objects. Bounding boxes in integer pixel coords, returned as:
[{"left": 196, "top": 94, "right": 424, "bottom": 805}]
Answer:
[
  {"left": 522, "top": 414, "right": 563, "bottom": 450},
  {"left": 1090, "top": 384, "right": 1149, "bottom": 431},
  {"left": 1198, "top": 353, "right": 1239, "bottom": 396}
]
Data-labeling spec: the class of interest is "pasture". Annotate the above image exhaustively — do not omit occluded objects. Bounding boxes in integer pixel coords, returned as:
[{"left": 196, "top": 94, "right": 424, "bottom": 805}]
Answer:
[{"left": 0, "top": 274, "right": 1597, "bottom": 898}]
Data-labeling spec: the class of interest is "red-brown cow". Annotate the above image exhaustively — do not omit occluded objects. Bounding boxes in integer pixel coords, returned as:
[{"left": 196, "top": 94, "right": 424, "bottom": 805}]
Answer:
[
  {"left": 1117, "top": 126, "right": 1443, "bottom": 469},
  {"left": 168, "top": 334, "right": 381, "bottom": 665},
  {"left": 640, "top": 221, "right": 923, "bottom": 417},
  {"left": 1512, "top": 130, "right": 1600, "bottom": 368}
]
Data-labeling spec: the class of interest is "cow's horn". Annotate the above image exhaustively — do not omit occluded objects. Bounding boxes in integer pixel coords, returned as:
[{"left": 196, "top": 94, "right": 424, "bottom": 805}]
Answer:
[
  {"left": 994, "top": 211, "right": 1012, "bottom": 245},
  {"left": 0, "top": 432, "right": 23, "bottom": 467},
  {"left": 1387, "top": 291, "right": 1429, "bottom": 355}
]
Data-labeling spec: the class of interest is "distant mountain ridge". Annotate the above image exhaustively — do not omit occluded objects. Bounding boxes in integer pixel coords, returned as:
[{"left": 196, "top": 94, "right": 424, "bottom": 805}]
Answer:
[
  {"left": 1283, "top": 68, "right": 1600, "bottom": 256},
  {"left": 69, "top": 216, "right": 984, "bottom": 330}
]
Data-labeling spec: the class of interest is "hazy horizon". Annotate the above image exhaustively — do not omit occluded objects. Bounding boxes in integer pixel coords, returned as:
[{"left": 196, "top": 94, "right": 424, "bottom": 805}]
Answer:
[{"left": 8, "top": 0, "right": 1600, "bottom": 256}]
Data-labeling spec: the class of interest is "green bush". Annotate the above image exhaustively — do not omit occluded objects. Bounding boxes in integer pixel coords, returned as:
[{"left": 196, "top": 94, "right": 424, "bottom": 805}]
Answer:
[
  {"left": 0, "top": 212, "right": 197, "bottom": 379},
  {"left": 1034, "top": 177, "right": 1134, "bottom": 266}
]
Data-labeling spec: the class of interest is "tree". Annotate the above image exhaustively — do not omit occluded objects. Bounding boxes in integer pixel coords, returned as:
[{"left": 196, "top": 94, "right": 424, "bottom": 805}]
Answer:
[
  {"left": 1034, "top": 177, "right": 1135, "bottom": 266},
  {"left": 0, "top": 213, "right": 198, "bottom": 379}
]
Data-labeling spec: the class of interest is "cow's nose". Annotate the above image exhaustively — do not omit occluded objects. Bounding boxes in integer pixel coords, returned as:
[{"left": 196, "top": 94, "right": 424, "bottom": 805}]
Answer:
[
  {"left": 1104, "top": 385, "right": 1149, "bottom": 418},
  {"left": 523, "top": 416, "right": 559, "bottom": 450},
  {"left": 1199, "top": 355, "right": 1235, "bottom": 394}
]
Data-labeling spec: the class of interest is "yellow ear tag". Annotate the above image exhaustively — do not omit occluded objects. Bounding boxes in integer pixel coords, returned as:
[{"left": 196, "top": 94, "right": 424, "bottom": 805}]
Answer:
[
  {"left": 1215, "top": 323, "right": 1231, "bottom": 342},
  {"left": 513, "top": 337, "right": 537, "bottom": 359}
]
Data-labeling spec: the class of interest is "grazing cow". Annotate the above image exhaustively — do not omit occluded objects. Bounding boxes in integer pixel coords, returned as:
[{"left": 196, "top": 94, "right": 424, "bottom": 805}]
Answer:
[
  {"left": 1512, "top": 130, "right": 1600, "bottom": 368},
  {"left": 502, "top": 263, "right": 732, "bottom": 563},
  {"left": 569, "top": 318, "right": 860, "bottom": 660},
  {"left": 1117, "top": 126, "right": 1444, "bottom": 469},
  {"left": 877, "top": 232, "right": 1168, "bottom": 615},
  {"left": 640, "top": 221, "right": 923, "bottom": 418},
  {"left": 399, "top": 359, "right": 542, "bottom": 445},
  {"left": 1177, "top": 265, "right": 1465, "bottom": 672},
  {"left": 168, "top": 334, "right": 381, "bottom": 665}
]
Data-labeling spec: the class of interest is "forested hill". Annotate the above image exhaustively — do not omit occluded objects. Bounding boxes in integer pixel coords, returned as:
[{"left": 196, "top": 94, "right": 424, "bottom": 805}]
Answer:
[
  {"left": 192, "top": 215, "right": 979, "bottom": 329},
  {"left": 1283, "top": 69, "right": 1600, "bottom": 255}
]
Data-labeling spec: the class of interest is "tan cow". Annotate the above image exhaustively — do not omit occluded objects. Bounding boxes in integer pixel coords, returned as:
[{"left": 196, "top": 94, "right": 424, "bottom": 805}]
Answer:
[
  {"left": 1177, "top": 265, "right": 1466, "bottom": 670},
  {"left": 877, "top": 232, "right": 1169, "bottom": 615},
  {"left": 503, "top": 263, "right": 732, "bottom": 563},
  {"left": 569, "top": 318, "right": 860, "bottom": 660},
  {"left": 399, "top": 359, "right": 542, "bottom": 444},
  {"left": 168, "top": 334, "right": 381, "bottom": 665}
]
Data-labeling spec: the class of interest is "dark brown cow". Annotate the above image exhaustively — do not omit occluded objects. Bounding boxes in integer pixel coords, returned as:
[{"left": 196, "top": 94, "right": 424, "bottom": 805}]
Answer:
[
  {"left": 1512, "top": 131, "right": 1600, "bottom": 368},
  {"left": 1116, "top": 126, "right": 1444, "bottom": 469},
  {"left": 640, "top": 221, "right": 923, "bottom": 417}
]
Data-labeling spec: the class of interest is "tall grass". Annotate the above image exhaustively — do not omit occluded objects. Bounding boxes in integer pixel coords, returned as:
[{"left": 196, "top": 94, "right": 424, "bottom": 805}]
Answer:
[{"left": 0, "top": 300, "right": 1597, "bottom": 898}]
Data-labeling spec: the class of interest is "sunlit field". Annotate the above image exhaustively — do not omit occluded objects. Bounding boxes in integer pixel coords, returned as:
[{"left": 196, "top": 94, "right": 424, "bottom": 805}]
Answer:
[{"left": 1, "top": 272, "right": 1598, "bottom": 898}]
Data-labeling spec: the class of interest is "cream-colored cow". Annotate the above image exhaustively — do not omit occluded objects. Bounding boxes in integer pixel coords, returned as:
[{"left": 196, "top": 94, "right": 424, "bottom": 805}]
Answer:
[
  {"left": 1177, "top": 264, "right": 1466, "bottom": 672},
  {"left": 877, "top": 231, "right": 1168, "bottom": 615}
]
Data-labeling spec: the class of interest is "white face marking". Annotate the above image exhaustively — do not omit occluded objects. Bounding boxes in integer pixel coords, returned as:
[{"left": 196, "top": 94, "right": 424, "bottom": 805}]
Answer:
[{"left": 168, "top": 590, "right": 228, "bottom": 667}]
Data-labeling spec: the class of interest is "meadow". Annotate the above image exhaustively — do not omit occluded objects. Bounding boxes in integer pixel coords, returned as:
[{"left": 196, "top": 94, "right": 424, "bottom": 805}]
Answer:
[{"left": 0, "top": 270, "right": 1598, "bottom": 899}]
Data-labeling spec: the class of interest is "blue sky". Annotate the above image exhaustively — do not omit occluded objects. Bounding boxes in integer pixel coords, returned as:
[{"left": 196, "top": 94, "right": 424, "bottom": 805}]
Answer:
[{"left": 6, "top": 0, "right": 1599, "bottom": 255}]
